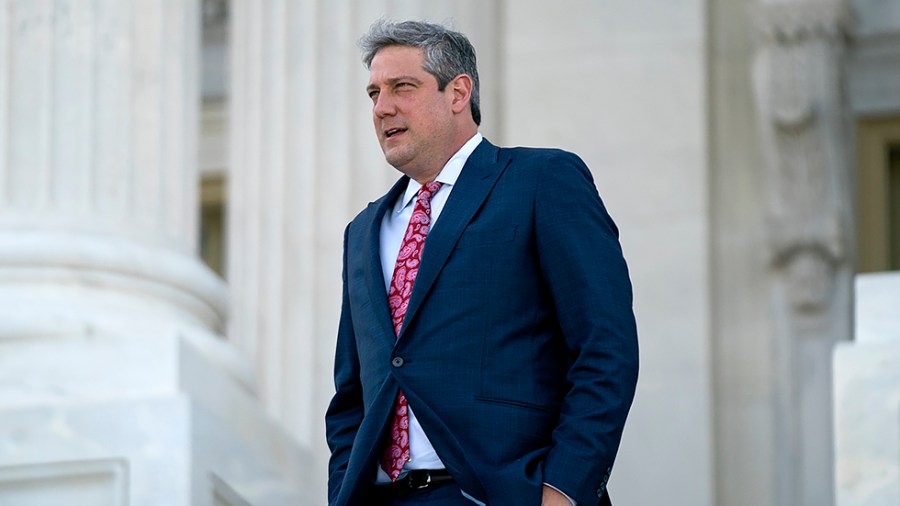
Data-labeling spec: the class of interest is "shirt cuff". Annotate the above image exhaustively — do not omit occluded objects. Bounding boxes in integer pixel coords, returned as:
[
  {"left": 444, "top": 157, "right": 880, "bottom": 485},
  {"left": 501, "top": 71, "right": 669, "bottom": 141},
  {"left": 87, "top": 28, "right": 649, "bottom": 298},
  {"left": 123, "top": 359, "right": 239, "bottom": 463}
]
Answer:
[{"left": 543, "top": 482, "right": 577, "bottom": 506}]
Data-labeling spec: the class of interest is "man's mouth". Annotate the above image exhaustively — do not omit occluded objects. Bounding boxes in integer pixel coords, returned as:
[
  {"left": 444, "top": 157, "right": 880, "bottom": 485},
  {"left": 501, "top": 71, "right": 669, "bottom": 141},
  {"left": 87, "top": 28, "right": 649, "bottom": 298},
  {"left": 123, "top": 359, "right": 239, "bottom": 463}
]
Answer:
[{"left": 384, "top": 128, "right": 406, "bottom": 139}]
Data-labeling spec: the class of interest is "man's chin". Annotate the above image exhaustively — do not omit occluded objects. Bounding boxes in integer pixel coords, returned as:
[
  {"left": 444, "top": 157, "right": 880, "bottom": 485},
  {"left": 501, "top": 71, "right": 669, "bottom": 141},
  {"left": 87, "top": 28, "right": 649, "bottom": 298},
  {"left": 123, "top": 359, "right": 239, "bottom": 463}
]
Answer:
[{"left": 384, "top": 152, "right": 412, "bottom": 172}]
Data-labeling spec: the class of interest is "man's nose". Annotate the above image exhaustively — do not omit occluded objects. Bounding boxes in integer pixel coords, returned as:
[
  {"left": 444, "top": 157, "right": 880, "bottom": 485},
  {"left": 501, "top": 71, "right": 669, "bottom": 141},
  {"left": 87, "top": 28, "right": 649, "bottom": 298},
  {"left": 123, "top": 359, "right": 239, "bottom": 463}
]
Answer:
[{"left": 373, "top": 94, "right": 395, "bottom": 118}]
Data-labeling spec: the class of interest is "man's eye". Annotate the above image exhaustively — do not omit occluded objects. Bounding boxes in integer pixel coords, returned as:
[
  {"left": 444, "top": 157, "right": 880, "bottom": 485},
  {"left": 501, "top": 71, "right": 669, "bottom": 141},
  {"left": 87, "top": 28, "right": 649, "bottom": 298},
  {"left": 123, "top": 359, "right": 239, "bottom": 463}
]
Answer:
[{"left": 368, "top": 91, "right": 379, "bottom": 101}]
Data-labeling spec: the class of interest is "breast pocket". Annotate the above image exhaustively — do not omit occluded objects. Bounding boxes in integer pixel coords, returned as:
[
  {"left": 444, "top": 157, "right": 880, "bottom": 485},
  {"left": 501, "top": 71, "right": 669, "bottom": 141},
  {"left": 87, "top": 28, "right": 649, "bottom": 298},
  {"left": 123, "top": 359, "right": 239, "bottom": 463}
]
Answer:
[{"left": 455, "top": 225, "right": 517, "bottom": 248}]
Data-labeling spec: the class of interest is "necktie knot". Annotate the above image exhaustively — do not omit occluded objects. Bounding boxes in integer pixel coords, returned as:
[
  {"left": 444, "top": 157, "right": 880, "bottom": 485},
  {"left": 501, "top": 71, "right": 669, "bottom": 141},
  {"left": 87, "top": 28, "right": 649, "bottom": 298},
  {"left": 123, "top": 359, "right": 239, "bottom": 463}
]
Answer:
[{"left": 419, "top": 181, "right": 442, "bottom": 203}]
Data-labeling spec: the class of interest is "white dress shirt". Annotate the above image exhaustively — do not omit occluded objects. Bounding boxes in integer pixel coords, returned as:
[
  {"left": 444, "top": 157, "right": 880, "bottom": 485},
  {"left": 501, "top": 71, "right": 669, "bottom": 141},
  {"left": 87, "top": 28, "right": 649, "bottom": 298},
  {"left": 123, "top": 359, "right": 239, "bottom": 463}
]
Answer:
[{"left": 375, "top": 132, "right": 483, "bottom": 483}]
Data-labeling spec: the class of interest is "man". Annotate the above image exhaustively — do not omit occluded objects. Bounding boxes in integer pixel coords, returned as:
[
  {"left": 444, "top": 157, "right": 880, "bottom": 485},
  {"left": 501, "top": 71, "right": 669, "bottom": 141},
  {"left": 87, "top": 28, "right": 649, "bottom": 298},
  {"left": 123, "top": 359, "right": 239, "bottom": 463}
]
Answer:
[{"left": 326, "top": 19, "right": 638, "bottom": 506}]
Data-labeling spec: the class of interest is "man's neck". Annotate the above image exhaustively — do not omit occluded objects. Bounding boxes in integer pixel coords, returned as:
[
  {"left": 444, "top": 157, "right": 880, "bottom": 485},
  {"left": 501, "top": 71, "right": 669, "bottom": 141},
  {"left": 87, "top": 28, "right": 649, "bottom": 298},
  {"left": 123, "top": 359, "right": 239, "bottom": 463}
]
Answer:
[{"left": 408, "top": 128, "right": 479, "bottom": 184}]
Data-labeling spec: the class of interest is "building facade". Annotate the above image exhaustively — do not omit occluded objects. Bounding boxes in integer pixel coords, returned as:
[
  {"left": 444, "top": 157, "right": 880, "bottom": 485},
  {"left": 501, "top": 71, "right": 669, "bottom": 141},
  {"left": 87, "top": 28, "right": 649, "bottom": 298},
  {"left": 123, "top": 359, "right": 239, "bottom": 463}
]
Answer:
[{"left": 1, "top": 0, "right": 898, "bottom": 505}]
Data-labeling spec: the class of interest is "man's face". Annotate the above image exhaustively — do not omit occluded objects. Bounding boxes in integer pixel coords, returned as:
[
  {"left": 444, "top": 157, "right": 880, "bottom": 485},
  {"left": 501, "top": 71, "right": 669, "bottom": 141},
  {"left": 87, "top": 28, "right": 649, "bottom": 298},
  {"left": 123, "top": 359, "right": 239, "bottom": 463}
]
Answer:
[{"left": 367, "top": 46, "right": 456, "bottom": 180}]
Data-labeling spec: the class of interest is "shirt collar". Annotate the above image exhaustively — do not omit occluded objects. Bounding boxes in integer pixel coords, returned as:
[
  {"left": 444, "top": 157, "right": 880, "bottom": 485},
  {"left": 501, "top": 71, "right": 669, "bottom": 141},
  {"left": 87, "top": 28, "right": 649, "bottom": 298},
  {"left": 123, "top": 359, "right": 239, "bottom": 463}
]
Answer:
[{"left": 397, "top": 132, "right": 483, "bottom": 212}]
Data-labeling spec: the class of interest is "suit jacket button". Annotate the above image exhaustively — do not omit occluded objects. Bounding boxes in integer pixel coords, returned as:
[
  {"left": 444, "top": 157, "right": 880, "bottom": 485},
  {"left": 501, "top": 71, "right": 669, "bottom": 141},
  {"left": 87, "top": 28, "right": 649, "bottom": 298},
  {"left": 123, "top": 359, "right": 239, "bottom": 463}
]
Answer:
[{"left": 391, "top": 357, "right": 405, "bottom": 368}]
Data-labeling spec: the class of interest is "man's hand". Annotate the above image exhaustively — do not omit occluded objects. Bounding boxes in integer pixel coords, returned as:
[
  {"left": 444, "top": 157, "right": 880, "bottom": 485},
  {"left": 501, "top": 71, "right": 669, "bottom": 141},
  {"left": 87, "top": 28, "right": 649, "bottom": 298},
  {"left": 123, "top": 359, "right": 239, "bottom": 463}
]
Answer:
[{"left": 542, "top": 484, "right": 574, "bottom": 506}]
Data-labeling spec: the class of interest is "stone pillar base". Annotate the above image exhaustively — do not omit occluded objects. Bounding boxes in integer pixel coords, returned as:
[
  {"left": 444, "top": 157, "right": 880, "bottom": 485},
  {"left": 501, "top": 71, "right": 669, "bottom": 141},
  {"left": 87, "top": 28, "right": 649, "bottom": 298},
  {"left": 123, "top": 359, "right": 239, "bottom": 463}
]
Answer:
[{"left": 0, "top": 331, "right": 311, "bottom": 506}]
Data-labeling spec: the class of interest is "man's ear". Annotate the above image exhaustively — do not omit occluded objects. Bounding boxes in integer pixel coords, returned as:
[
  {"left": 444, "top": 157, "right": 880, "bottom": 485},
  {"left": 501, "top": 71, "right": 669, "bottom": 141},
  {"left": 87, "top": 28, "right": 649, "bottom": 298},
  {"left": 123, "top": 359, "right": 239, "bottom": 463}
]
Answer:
[{"left": 448, "top": 74, "right": 473, "bottom": 115}]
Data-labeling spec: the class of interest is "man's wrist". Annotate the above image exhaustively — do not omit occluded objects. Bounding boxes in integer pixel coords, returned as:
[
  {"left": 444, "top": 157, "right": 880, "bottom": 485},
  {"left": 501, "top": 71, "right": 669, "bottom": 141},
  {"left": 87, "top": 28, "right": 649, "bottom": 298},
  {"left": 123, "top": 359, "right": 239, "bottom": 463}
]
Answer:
[{"left": 542, "top": 483, "right": 576, "bottom": 506}]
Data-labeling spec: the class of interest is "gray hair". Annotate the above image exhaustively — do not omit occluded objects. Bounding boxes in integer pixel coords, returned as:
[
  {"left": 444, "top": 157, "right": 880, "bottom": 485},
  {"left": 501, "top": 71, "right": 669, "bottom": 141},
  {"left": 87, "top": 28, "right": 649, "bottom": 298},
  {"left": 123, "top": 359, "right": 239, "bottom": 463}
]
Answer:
[{"left": 359, "top": 19, "right": 482, "bottom": 126}]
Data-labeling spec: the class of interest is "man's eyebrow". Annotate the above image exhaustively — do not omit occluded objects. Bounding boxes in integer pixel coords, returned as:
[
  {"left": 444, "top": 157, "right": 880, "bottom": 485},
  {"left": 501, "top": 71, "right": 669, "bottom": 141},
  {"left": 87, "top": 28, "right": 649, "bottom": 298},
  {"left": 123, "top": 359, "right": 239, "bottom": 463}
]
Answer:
[{"left": 366, "top": 75, "right": 424, "bottom": 92}]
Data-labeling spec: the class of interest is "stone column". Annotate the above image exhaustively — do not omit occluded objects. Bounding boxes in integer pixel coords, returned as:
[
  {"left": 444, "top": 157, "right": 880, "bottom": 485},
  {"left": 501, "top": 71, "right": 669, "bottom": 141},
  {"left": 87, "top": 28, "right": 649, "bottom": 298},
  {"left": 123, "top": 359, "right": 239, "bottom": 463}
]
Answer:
[
  {"left": 752, "top": 1, "right": 853, "bottom": 505},
  {"left": 0, "top": 0, "right": 225, "bottom": 336},
  {"left": 0, "top": 1, "right": 308, "bottom": 504},
  {"left": 229, "top": 2, "right": 378, "bottom": 501},
  {"left": 0, "top": 0, "right": 247, "bottom": 408}
]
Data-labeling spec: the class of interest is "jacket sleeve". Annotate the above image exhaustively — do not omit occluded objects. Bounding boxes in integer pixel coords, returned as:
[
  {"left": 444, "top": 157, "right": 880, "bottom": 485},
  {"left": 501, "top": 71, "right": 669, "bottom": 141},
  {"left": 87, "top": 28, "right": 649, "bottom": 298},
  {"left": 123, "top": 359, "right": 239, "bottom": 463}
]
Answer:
[
  {"left": 533, "top": 153, "right": 639, "bottom": 505},
  {"left": 325, "top": 225, "right": 365, "bottom": 504}
]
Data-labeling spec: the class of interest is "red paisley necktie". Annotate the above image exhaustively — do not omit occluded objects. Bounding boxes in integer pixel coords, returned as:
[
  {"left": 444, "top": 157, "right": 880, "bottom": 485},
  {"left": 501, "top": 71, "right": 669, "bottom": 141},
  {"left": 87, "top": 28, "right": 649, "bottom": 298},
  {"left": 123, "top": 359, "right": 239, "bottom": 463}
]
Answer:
[{"left": 381, "top": 180, "right": 443, "bottom": 481}]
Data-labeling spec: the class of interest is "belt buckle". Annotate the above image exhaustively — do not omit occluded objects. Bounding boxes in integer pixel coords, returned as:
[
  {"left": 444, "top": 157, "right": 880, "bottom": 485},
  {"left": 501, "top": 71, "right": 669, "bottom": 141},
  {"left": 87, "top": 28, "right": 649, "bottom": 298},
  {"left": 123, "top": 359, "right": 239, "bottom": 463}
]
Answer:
[{"left": 407, "top": 470, "right": 431, "bottom": 490}]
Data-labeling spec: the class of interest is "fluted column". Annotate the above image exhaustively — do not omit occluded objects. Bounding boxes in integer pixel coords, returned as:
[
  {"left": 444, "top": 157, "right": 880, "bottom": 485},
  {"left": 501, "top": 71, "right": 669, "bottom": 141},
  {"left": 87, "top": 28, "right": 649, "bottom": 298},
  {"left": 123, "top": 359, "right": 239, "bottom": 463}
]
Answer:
[
  {"left": 0, "top": 2, "right": 311, "bottom": 504},
  {"left": 752, "top": 1, "right": 853, "bottom": 505},
  {"left": 0, "top": 0, "right": 226, "bottom": 334},
  {"left": 229, "top": 3, "right": 375, "bottom": 502}
]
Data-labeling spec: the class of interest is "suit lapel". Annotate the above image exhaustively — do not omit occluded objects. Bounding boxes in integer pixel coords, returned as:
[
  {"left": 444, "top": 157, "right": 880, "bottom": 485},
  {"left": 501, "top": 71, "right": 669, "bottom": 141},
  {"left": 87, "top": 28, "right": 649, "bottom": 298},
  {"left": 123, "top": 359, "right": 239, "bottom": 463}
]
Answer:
[
  {"left": 399, "top": 140, "right": 510, "bottom": 339},
  {"left": 364, "top": 175, "right": 409, "bottom": 346}
]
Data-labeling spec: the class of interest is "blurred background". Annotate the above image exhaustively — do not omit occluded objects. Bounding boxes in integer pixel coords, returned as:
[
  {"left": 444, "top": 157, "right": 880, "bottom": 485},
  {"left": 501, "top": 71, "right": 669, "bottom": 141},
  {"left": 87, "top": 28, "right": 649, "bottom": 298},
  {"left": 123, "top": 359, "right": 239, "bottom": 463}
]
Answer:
[{"left": 0, "top": 0, "right": 898, "bottom": 505}]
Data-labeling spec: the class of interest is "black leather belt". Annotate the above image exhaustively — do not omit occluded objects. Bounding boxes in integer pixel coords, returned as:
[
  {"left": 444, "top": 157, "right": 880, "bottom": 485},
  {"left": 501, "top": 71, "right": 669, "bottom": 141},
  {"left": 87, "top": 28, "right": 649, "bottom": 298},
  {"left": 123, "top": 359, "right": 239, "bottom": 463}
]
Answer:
[{"left": 376, "top": 469, "right": 454, "bottom": 496}]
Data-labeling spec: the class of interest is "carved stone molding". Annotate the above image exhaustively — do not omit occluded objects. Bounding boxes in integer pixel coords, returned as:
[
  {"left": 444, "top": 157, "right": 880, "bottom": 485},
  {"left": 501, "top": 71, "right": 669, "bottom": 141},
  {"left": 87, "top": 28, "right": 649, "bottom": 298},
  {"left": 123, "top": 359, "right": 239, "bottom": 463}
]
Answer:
[
  {"left": 753, "top": 0, "right": 853, "bottom": 318},
  {"left": 754, "top": 1, "right": 852, "bottom": 45},
  {"left": 0, "top": 459, "right": 128, "bottom": 505}
]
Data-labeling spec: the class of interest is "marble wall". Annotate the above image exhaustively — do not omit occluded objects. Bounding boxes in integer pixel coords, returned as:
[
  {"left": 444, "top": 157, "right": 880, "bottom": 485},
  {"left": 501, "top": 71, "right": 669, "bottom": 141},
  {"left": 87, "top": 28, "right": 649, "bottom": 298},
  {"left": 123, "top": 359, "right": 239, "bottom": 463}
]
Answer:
[{"left": 834, "top": 273, "right": 900, "bottom": 506}]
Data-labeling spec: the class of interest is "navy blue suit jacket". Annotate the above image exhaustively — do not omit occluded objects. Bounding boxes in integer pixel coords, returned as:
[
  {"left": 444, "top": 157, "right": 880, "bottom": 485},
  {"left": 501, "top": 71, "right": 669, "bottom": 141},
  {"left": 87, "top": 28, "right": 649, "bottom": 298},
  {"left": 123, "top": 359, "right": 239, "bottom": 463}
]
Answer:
[{"left": 326, "top": 139, "right": 638, "bottom": 506}]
